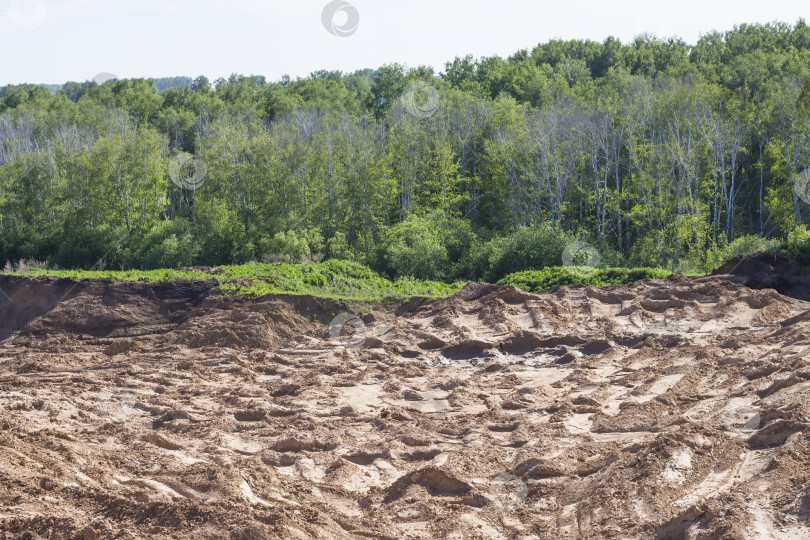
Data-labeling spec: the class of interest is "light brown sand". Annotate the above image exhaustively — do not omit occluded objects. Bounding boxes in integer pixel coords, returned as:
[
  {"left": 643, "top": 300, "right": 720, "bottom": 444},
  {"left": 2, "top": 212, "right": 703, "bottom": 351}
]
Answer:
[{"left": 0, "top": 270, "right": 809, "bottom": 539}]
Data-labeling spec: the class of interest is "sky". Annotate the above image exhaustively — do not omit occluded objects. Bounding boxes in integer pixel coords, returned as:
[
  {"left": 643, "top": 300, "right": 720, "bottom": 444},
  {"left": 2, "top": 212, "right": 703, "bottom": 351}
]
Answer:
[{"left": 1, "top": 0, "right": 808, "bottom": 85}]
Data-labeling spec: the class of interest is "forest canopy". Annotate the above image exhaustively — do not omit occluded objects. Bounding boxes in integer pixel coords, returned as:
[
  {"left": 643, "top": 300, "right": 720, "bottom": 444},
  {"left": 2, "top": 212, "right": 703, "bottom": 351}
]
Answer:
[{"left": 3, "top": 20, "right": 810, "bottom": 280}]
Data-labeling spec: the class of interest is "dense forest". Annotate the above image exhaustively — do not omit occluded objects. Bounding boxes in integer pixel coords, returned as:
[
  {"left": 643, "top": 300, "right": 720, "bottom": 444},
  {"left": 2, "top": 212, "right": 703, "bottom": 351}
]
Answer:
[{"left": 3, "top": 21, "right": 810, "bottom": 281}]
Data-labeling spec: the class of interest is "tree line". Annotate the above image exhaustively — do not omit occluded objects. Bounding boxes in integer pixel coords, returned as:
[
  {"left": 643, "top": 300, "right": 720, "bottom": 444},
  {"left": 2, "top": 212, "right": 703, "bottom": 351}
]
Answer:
[{"left": 1, "top": 20, "right": 810, "bottom": 280}]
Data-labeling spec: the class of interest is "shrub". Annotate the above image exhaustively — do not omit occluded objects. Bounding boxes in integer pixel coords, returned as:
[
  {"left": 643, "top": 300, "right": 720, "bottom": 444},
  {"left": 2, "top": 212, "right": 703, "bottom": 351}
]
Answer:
[
  {"left": 231, "top": 241, "right": 256, "bottom": 264},
  {"left": 470, "top": 225, "right": 580, "bottom": 283},
  {"left": 137, "top": 220, "right": 199, "bottom": 269},
  {"left": 632, "top": 231, "right": 781, "bottom": 275},
  {"left": 698, "top": 234, "right": 779, "bottom": 273},
  {"left": 780, "top": 225, "right": 810, "bottom": 272},
  {"left": 381, "top": 229, "right": 447, "bottom": 280},
  {"left": 326, "top": 231, "right": 354, "bottom": 261},
  {"left": 302, "top": 271, "right": 328, "bottom": 287},
  {"left": 51, "top": 225, "right": 130, "bottom": 270},
  {"left": 498, "top": 266, "right": 671, "bottom": 292},
  {"left": 664, "top": 233, "right": 782, "bottom": 275},
  {"left": 257, "top": 230, "right": 311, "bottom": 263},
  {"left": 376, "top": 212, "right": 476, "bottom": 281},
  {"left": 318, "top": 259, "right": 380, "bottom": 281},
  {"left": 142, "top": 235, "right": 198, "bottom": 269},
  {"left": 302, "top": 228, "right": 325, "bottom": 256},
  {"left": 725, "top": 234, "right": 780, "bottom": 257},
  {"left": 194, "top": 201, "right": 246, "bottom": 266},
  {"left": 628, "top": 230, "right": 667, "bottom": 269}
]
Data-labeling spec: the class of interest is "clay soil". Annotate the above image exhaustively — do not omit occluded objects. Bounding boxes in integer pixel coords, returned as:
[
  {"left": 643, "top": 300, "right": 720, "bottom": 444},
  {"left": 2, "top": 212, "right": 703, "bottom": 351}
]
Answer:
[{"left": 1, "top": 254, "right": 810, "bottom": 539}]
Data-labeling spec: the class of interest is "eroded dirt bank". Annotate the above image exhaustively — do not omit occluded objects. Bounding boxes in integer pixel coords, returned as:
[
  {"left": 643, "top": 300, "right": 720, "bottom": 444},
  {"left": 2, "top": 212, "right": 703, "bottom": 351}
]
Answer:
[{"left": 1, "top": 259, "right": 809, "bottom": 539}]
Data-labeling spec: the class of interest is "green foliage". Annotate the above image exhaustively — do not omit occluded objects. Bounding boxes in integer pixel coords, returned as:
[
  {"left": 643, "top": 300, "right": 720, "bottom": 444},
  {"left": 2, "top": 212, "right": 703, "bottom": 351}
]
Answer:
[
  {"left": 629, "top": 230, "right": 667, "bottom": 269},
  {"left": 142, "top": 235, "right": 197, "bottom": 270},
  {"left": 253, "top": 228, "right": 323, "bottom": 263},
  {"left": 8, "top": 260, "right": 462, "bottom": 301},
  {"left": 51, "top": 225, "right": 127, "bottom": 269},
  {"left": 138, "top": 220, "right": 199, "bottom": 270},
  {"left": 498, "top": 267, "right": 671, "bottom": 292},
  {"left": 325, "top": 232, "right": 354, "bottom": 261},
  {"left": 470, "top": 226, "right": 580, "bottom": 283},
  {"left": 719, "top": 234, "right": 780, "bottom": 260},
  {"left": 2, "top": 21, "right": 810, "bottom": 280},
  {"left": 672, "top": 234, "right": 780, "bottom": 275},
  {"left": 377, "top": 217, "right": 448, "bottom": 281},
  {"left": 258, "top": 230, "right": 312, "bottom": 263},
  {"left": 781, "top": 226, "right": 810, "bottom": 272},
  {"left": 376, "top": 212, "right": 476, "bottom": 281}
]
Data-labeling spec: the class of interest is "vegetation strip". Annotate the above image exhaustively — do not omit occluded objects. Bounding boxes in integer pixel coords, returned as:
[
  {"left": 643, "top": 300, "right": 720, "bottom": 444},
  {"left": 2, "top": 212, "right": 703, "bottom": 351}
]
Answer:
[{"left": 6, "top": 260, "right": 463, "bottom": 302}]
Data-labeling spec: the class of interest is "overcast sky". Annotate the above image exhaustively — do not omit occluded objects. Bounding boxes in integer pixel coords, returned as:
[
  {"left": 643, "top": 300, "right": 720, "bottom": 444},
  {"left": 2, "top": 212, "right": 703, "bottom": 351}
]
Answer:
[{"left": 1, "top": 0, "right": 807, "bottom": 85}]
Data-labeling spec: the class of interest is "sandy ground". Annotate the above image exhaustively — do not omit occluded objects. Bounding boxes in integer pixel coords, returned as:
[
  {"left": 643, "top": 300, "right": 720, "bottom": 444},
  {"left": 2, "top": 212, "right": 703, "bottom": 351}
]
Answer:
[{"left": 1, "top": 255, "right": 809, "bottom": 539}]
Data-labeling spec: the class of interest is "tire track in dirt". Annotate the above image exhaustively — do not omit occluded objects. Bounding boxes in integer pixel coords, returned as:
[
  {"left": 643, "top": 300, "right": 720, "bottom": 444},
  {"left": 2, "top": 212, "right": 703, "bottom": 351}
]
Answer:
[{"left": 1, "top": 261, "right": 809, "bottom": 538}]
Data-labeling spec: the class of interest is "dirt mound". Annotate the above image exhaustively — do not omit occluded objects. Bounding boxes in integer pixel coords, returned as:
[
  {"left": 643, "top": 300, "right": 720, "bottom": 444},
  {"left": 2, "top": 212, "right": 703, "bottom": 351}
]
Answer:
[
  {"left": 713, "top": 252, "right": 810, "bottom": 301},
  {"left": 1, "top": 271, "right": 810, "bottom": 538}
]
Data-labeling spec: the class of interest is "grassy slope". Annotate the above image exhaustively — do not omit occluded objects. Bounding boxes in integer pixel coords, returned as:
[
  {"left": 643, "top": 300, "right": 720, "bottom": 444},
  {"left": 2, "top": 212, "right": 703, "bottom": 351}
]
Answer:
[
  {"left": 497, "top": 267, "right": 671, "bottom": 293},
  {"left": 7, "top": 260, "right": 463, "bottom": 302},
  {"left": 5, "top": 261, "right": 676, "bottom": 301}
]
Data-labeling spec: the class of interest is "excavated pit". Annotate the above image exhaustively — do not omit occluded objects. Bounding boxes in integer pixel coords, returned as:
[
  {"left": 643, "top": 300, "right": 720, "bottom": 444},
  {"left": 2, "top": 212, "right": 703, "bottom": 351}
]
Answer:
[{"left": 1, "top": 257, "right": 810, "bottom": 539}]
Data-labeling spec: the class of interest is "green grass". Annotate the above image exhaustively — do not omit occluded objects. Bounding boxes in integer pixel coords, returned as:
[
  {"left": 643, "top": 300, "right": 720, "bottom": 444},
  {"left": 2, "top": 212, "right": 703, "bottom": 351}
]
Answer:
[
  {"left": 497, "top": 266, "right": 671, "bottom": 293},
  {"left": 4, "top": 260, "right": 673, "bottom": 300},
  {"left": 7, "top": 259, "right": 464, "bottom": 302}
]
